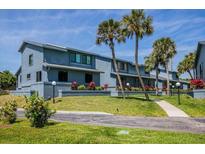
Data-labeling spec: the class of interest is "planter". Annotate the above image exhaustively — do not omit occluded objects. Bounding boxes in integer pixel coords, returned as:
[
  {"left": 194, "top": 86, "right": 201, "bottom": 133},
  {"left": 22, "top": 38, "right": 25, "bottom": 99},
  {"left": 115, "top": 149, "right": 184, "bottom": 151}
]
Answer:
[
  {"left": 188, "top": 89, "right": 205, "bottom": 99},
  {"left": 58, "top": 90, "right": 111, "bottom": 97}
]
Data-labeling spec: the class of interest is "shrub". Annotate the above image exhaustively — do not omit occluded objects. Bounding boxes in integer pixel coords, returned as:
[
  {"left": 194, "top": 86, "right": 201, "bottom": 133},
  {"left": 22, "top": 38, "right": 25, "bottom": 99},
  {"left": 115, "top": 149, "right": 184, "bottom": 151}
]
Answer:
[
  {"left": 190, "top": 79, "right": 205, "bottom": 89},
  {"left": 96, "top": 86, "right": 103, "bottom": 90},
  {"left": 88, "top": 81, "right": 96, "bottom": 90},
  {"left": 131, "top": 87, "right": 140, "bottom": 91},
  {"left": 24, "top": 95, "right": 55, "bottom": 128},
  {"left": 144, "top": 85, "right": 154, "bottom": 91},
  {"left": 0, "top": 100, "right": 17, "bottom": 124},
  {"left": 77, "top": 85, "right": 86, "bottom": 90},
  {"left": 103, "top": 84, "right": 108, "bottom": 90},
  {"left": 71, "top": 81, "right": 78, "bottom": 90}
]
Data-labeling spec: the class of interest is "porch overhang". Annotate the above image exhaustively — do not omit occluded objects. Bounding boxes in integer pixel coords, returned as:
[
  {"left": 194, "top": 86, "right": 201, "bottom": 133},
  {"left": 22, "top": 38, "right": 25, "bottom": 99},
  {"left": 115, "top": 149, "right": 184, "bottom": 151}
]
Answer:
[
  {"left": 111, "top": 72, "right": 155, "bottom": 79},
  {"left": 43, "top": 63, "right": 104, "bottom": 73}
]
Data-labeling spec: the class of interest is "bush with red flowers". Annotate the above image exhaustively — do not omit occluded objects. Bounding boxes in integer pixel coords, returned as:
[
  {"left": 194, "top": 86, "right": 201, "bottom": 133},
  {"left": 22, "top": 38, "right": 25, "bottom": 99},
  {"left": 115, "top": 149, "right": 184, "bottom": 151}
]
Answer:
[
  {"left": 71, "top": 81, "right": 78, "bottom": 90},
  {"left": 144, "top": 85, "right": 155, "bottom": 91},
  {"left": 190, "top": 79, "right": 205, "bottom": 89},
  {"left": 88, "top": 81, "right": 96, "bottom": 90}
]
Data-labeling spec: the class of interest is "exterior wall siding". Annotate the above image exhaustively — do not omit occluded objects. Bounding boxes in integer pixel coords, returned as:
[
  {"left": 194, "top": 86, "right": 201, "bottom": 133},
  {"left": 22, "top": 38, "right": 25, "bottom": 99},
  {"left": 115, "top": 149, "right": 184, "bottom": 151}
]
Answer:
[
  {"left": 21, "top": 44, "right": 44, "bottom": 87},
  {"left": 196, "top": 45, "right": 205, "bottom": 80},
  {"left": 95, "top": 56, "right": 116, "bottom": 87}
]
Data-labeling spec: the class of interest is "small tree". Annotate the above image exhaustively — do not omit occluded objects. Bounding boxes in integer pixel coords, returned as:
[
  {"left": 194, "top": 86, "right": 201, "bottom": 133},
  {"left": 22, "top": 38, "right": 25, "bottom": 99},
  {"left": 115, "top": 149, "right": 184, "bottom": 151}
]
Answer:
[
  {"left": 0, "top": 100, "right": 17, "bottom": 124},
  {"left": 177, "top": 52, "right": 196, "bottom": 79},
  {"left": 24, "top": 95, "right": 55, "bottom": 128},
  {"left": 0, "top": 70, "right": 16, "bottom": 90}
]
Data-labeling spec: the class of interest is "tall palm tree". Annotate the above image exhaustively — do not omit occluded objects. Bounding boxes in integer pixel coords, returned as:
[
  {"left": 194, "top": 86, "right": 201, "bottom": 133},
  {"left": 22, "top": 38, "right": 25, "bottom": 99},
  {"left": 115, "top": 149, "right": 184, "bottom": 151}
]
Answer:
[
  {"left": 177, "top": 52, "right": 196, "bottom": 79},
  {"left": 144, "top": 50, "right": 161, "bottom": 95},
  {"left": 122, "top": 9, "right": 154, "bottom": 100},
  {"left": 96, "top": 19, "right": 125, "bottom": 98},
  {"left": 159, "top": 37, "right": 177, "bottom": 96}
]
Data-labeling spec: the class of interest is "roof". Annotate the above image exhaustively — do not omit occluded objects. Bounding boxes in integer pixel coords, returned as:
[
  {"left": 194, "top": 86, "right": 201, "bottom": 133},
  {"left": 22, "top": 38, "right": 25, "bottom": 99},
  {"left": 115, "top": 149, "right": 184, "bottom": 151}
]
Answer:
[
  {"left": 195, "top": 41, "right": 205, "bottom": 67},
  {"left": 18, "top": 40, "right": 143, "bottom": 67},
  {"left": 43, "top": 63, "right": 104, "bottom": 73},
  {"left": 18, "top": 40, "right": 178, "bottom": 73},
  {"left": 15, "top": 67, "right": 21, "bottom": 76}
]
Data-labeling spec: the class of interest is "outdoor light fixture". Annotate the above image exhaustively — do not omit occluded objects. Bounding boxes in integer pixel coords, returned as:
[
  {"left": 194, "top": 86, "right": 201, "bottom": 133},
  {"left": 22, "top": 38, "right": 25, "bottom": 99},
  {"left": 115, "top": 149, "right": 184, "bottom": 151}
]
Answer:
[
  {"left": 176, "top": 82, "right": 181, "bottom": 105},
  {"left": 126, "top": 82, "right": 130, "bottom": 87},
  {"left": 52, "top": 81, "right": 56, "bottom": 103}
]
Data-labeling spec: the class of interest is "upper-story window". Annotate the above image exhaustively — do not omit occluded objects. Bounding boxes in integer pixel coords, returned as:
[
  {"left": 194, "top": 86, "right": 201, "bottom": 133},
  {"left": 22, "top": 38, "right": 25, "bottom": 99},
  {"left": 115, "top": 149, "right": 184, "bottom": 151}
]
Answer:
[
  {"left": 29, "top": 54, "right": 33, "bottom": 66},
  {"left": 27, "top": 74, "right": 31, "bottom": 80},
  {"left": 118, "top": 62, "right": 127, "bottom": 71},
  {"left": 200, "top": 63, "right": 203, "bottom": 79},
  {"left": 70, "top": 53, "right": 91, "bottom": 65},
  {"left": 19, "top": 75, "right": 22, "bottom": 83},
  {"left": 82, "top": 55, "right": 91, "bottom": 65},
  {"left": 76, "top": 54, "right": 81, "bottom": 63},
  {"left": 36, "top": 71, "right": 42, "bottom": 82}
]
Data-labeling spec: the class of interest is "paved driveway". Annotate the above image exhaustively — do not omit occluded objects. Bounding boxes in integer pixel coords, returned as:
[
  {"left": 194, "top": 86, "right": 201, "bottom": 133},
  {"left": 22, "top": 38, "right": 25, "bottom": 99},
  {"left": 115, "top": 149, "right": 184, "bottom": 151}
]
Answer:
[{"left": 17, "top": 110, "right": 205, "bottom": 134}]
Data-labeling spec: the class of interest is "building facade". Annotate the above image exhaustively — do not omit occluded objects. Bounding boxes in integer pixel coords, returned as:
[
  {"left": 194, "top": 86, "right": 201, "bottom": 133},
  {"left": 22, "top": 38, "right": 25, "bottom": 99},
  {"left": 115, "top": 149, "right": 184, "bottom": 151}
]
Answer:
[
  {"left": 195, "top": 41, "right": 205, "bottom": 80},
  {"left": 13, "top": 40, "right": 188, "bottom": 98}
]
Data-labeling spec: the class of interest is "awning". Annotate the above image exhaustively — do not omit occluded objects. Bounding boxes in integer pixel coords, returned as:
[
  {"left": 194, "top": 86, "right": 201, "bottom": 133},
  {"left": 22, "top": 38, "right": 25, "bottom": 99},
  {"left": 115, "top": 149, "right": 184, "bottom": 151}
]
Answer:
[
  {"left": 111, "top": 72, "right": 155, "bottom": 79},
  {"left": 43, "top": 63, "right": 104, "bottom": 73}
]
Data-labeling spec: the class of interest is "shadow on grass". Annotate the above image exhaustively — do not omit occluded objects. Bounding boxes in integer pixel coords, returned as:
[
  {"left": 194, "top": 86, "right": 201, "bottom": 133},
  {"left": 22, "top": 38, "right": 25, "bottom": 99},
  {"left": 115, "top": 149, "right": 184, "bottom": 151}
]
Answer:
[
  {"left": 112, "top": 96, "right": 153, "bottom": 102},
  {"left": 46, "top": 121, "right": 58, "bottom": 126}
]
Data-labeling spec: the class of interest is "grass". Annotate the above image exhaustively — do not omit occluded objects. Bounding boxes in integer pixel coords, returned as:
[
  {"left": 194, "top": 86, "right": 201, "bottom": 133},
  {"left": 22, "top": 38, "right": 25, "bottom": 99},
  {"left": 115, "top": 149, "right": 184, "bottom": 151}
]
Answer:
[
  {"left": 0, "top": 119, "right": 205, "bottom": 144},
  {"left": 151, "top": 94, "right": 205, "bottom": 117},
  {"left": 49, "top": 96, "right": 167, "bottom": 116},
  {"left": 0, "top": 95, "right": 166, "bottom": 117}
]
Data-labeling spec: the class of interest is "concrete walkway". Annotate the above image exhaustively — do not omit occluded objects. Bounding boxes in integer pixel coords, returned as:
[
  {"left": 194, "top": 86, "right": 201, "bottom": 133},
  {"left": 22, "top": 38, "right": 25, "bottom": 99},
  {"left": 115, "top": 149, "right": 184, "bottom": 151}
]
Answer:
[
  {"left": 17, "top": 108, "right": 113, "bottom": 115},
  {"left": 16, "top": 109, "right": 205, "bottom": 134},
  {"left": 154, "top": 100, "right": 189, "bottom": 117}
]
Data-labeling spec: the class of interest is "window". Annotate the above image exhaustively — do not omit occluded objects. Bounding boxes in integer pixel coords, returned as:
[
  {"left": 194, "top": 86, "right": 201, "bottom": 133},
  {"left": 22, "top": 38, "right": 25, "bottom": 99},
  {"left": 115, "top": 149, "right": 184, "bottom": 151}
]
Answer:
[
  {"left": 82, "top": 55, "right": 91, "bottom": 65},
  {"left": 82, "top": 55, "right": 87, "bottom": 64},
  {"left": 87, "top": 56, "right": 91, "bottom": 65},
  {"left": 85, "top": 73, "right": 92, "bottom": 83},
  {"left": 200, "top": 63, "right": 204, "bottom": 79},
  {"left": 58, "top": 71, "right": 68, "bottom": 82},
  {"left": 36, "top": 71, "right": 42, "bottom": 82},
  {"left": 19, "top": 75, "right": 22, "bottom": 83},
  {"left": 27, "top": 74, "right": 31, "bottom": 80},
  {"left": 118, "top": 62, "right": 127, "bottom": 71},
  {"left": 76, "top": 54, "right": 81, "bottom": 63},
  {"left": 70, "top": 53, "right": 91, "bottom": 65},
  {"left": 29, "top": 54, "right": 33, "bottom": 66},
  {"left": 70, "top": 53, "right": 76, "bottom": 62}
]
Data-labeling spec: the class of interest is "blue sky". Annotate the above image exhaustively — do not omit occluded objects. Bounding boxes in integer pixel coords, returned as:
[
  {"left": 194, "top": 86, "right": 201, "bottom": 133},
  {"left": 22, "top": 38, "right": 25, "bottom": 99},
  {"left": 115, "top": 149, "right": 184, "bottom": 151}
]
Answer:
[{"left": 0, "top": 9, "right": 204, "bottom": 78}]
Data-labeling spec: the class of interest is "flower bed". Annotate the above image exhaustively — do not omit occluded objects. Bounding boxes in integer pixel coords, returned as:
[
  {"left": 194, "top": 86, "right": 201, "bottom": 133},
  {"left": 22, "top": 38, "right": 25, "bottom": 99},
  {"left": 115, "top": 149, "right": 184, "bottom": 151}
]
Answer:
[
  {"left": 190, "top": 79, "right": 205, "bottom": 89},
  {"left": 71, "top": 81, "right": 108, "bottom": 91}
]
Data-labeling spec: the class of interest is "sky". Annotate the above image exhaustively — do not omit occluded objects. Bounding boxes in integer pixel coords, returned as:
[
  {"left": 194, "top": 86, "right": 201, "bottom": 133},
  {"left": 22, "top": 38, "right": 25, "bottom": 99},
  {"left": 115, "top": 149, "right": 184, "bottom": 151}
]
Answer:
[{"left": 0, "top": 9, "right": 204, "bottom": 78}]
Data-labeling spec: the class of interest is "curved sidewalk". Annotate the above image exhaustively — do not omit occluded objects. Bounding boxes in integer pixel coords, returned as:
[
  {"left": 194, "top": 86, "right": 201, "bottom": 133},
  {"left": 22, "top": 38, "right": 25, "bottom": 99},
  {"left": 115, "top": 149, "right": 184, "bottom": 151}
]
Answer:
[{"left": 154, "top": 100, "right": 189, "bottom": 117}]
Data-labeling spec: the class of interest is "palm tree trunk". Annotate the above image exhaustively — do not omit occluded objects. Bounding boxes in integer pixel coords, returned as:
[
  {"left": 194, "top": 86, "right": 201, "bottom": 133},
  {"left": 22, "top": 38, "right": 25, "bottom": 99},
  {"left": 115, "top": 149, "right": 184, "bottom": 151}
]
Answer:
[
  {"left": 156, "top": 65, "right": 159, "bottom": 95},
  {"left": 188, "top": 70, "right": 193, "bottom": 79},
  {"left": 110, "top": 44, "right": 125, "bottom": 99},
  {"left": 135, "top": 34, "right": 149, "bottom": 100},
  {"left": 166, "top": 63, "right": 170, "bottom": 96}
]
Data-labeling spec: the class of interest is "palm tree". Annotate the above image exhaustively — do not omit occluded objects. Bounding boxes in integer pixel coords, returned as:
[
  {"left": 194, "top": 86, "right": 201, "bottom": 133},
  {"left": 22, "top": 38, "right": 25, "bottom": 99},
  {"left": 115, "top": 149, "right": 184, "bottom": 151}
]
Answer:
[
  {"left": 96, "top": 19, "right": 125, "bottom": 98},
  {"left": 144, "top": 51, "right": 161, "bottom": 95},
  {"left": 177, "top": 52, "right": 196, "bottom": 79},
  {"left": 122, "top": 9, "right": 154, "bottom": 100},
  {"left": 159, "top": 37, "right": 177, "bottom": 96}
]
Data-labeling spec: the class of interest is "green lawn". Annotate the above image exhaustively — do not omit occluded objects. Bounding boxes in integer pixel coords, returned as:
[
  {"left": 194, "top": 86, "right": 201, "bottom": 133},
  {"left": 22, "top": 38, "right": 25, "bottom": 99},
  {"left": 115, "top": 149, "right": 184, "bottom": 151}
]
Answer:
[
  {"left": 0, "top": 95, "right": 166, "bottom": 117},
  {"left": 151, "top": 94, "right": 205, "bottom": 117},
  {"left": 0, "top": 119, "right": 205, "bottom": 144}
]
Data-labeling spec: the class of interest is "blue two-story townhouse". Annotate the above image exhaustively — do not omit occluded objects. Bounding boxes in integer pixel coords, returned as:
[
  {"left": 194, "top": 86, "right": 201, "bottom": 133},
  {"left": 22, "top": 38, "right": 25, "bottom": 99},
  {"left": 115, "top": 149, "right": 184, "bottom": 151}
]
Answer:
[{"left": 13, "top": 40, "right": 188, "bottom": 98}]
